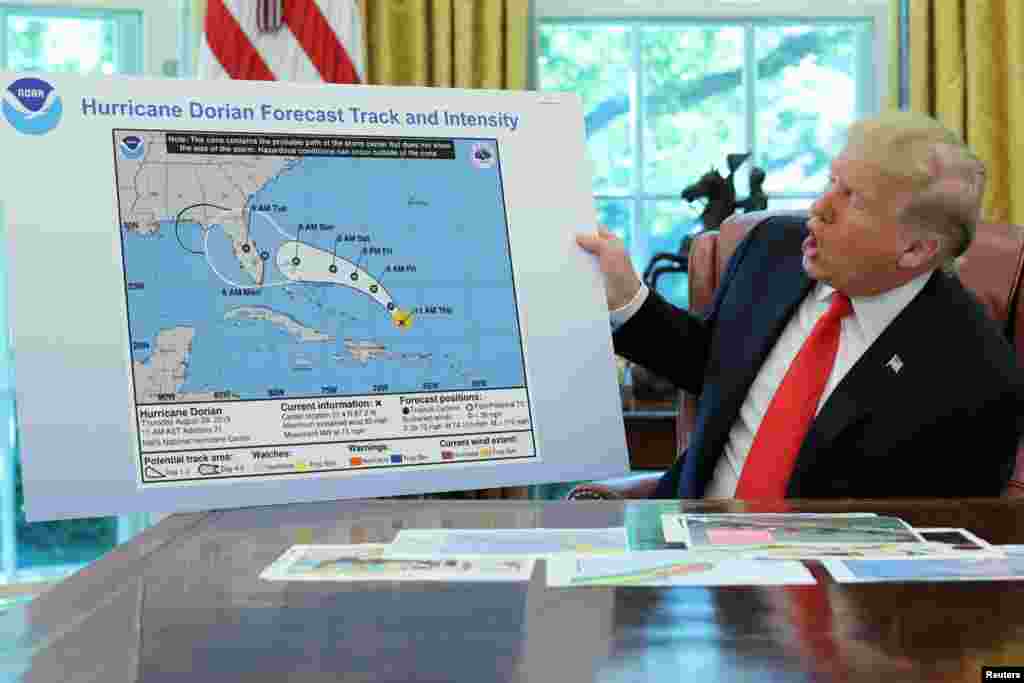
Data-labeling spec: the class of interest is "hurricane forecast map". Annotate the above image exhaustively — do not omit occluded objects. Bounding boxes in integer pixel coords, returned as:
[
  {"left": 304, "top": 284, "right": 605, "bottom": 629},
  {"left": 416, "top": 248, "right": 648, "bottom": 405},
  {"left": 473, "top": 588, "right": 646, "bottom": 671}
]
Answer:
[{"left": 114, "top": 129, "right": 535, "bottom": 484}]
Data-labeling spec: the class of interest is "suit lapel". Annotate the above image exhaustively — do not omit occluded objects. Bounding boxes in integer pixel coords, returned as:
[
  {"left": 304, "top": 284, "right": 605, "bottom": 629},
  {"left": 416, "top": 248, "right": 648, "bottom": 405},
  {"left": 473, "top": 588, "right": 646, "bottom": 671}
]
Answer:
[
  {"left": 788, "top": 272, "right": 940, "bottom": 489},
  {"left": 713, "top": 247, "right": 813, "bottom": 434},
  {"left": 693, "top": 235, "right": 814, "bottom": 495}
]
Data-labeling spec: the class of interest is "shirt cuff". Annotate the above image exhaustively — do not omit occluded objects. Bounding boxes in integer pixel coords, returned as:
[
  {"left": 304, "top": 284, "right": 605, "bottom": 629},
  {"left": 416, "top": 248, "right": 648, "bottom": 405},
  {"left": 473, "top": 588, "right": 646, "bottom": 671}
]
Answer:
[{"left": 610, "top": 283, "right": 649, "bottom": 330}]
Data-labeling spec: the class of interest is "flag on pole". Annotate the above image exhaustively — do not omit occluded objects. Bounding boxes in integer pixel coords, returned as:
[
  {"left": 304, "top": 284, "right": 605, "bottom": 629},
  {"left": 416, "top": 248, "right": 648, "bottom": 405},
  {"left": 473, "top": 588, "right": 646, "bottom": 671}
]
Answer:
[{"left": 198, "top": 0, "right": 364, "bottom": 83}]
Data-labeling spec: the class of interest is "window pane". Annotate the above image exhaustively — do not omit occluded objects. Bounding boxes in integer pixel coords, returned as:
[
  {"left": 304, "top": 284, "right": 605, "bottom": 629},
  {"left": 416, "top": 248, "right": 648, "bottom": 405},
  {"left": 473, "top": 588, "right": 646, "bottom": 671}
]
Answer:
[
  {"left": 637, "top": 200, "right": 700, "bottom": 309},
  {"left": 5, "top": 15, "right": 118, "bottom": 75},
  {"left": 641, "top": 26, "right": 745, "bottom": 194},
  {"left": 756, "top": 24, "right": 864, "bottom": 194},
  {"left": 539, "top": 24, "right": 633, "bottom": 194}
]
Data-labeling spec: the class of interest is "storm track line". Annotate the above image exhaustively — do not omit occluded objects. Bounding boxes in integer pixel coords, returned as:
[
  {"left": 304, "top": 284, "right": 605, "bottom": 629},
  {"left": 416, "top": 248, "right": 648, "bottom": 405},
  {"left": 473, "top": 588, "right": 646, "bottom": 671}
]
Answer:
[
  {"left": 202, "top": 217, "right": 412, "bottom": 329},
  {"left": 174, "top": 202, "right": 231, "bottom": 255}
]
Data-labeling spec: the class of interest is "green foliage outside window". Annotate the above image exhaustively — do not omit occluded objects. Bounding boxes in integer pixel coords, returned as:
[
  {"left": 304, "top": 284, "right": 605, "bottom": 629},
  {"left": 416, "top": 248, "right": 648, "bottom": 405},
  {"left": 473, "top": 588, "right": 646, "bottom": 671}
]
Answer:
[
  {"left": 540, "top": 24, "right": 859, "bottom": 186},
  {"left": 538, "top": 21, "right": 865, "bottom": 309},
  {"left": 5, "top": 12, "right": 118, "bottom": 75}
]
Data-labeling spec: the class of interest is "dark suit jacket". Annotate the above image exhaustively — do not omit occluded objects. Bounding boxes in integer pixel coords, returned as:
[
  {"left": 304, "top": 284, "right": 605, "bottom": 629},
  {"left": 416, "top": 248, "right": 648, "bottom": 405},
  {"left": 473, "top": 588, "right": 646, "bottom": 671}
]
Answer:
[{"left": 614, "top": 215, "right": 1024, "bottom": 499}]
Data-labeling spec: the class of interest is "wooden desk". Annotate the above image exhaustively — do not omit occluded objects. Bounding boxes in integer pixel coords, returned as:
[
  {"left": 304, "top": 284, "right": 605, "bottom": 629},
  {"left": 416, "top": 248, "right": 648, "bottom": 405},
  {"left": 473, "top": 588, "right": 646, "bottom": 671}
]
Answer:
[{"left": 9, "top": 498, "right": 1024, "bottom": 682}]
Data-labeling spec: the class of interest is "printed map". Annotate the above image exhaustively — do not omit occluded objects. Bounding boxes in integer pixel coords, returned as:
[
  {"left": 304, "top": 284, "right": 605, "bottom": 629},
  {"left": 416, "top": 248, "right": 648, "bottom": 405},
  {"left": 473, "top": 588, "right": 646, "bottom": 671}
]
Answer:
[{"left": 114, "top": 131, "right": 526, "bottom": 403}]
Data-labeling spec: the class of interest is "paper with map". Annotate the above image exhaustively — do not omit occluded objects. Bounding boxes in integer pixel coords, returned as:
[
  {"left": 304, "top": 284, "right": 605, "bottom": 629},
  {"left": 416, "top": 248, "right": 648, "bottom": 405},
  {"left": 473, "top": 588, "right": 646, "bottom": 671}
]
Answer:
[
  {"left": 822, "top": 546, "right": 1024, "bottom": 583},
  {"left": 386, "top": 527, "right": 629, "bottom": 559},
  {"left": 117, "top": 131, "right": 537, "bottom": 482},
  {"left": 662, "top": 513, "right": 922, "bottom": 547},
  {"left": 660, "top": 541, "right": 1003, "bottom": 561},
  {"left": 6, "top": 70, "right": 630, "bottom": 520},
  {"left": 546, "top": 551, "right": 815, "bottom": 587},
  {"left": 260, "top": 544, "right": 535, "bottom": 582}
]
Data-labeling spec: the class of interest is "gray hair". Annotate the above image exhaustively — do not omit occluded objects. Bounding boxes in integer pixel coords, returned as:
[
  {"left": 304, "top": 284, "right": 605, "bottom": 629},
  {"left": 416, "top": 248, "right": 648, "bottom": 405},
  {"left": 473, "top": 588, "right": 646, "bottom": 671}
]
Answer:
[
  {"left": 898, "top": 143, "right": 986, "bottom": 273},
  {"left": 845, "top": 112, "right": 986, "bottom": 274}
]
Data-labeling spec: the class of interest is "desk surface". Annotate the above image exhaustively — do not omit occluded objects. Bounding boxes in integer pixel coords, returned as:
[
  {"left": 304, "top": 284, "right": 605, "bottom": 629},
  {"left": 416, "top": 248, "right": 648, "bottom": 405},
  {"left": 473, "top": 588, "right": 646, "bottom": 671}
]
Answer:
[{"left": 5, "top": 498, "right": 1024, "bottom": 682}]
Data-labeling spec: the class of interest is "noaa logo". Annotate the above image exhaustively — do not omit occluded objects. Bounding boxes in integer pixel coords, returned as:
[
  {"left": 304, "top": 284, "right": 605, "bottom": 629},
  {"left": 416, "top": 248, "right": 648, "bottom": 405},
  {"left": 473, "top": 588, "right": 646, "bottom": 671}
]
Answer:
[
  {"left": 3, "top": 77, "right": 62, "bottom": 135},
  {"left": 119, "top": 135, "right": 146, "bottom": 160}
]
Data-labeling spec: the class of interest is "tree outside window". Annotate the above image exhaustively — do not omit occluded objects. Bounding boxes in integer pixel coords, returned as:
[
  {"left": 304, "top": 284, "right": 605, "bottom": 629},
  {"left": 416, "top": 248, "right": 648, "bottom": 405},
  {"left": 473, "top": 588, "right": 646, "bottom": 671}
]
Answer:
[{"left": 538, "top": 20, "right": 871, "bottom": 310}]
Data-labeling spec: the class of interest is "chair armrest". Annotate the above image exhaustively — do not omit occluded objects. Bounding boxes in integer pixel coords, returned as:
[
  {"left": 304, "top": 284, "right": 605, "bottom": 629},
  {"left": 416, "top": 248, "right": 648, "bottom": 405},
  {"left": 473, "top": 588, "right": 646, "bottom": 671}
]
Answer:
[{"left": 566, "top": 472, "right": 663, "bottom": 500}]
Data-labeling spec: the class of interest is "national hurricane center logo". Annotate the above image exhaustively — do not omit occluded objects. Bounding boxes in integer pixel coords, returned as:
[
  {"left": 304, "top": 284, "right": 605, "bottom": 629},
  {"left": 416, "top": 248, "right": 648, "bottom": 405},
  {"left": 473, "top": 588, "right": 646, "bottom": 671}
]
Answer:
[
  {"left": 119, "top": 134, "right": 146, "bottom": 160},
  {"left": 471, "top": 142, "right": 496, "bottom": 169},
  {"left": 3, "top": 77, "right": 63, "bottom": 135}
]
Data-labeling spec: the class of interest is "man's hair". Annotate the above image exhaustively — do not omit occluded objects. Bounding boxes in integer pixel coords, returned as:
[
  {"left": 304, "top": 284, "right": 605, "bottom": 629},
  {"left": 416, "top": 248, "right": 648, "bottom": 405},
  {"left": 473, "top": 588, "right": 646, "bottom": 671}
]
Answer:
[{"left": 844, "top": 111, "right": 986, "bottom": 273}]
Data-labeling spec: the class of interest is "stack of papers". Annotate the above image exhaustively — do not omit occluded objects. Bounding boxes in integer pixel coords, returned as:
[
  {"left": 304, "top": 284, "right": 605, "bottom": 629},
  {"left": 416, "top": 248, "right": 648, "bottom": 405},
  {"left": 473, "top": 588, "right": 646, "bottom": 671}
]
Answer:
[
  {"left": 659, "top": 513, "right": 1023, "bottom": 584},
  {"left": 660, "top": 513, "right": 1002, "bottom": 560},
  {"left": 260, "top": 527, "right": 631, "bottom": 583},
  {"left": 258, "top": 514, "right": 1024, "bottom": 586}
]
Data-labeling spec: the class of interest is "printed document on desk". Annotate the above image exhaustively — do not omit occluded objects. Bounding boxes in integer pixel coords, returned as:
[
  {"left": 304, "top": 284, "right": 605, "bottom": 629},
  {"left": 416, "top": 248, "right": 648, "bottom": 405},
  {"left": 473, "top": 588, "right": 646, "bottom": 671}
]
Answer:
[
  {"left": 823, "top": 546, "right": 1024, "bottom": 583},
  {"left": 662, "top": 516, "right": 1001, "bottom": 560},
  {"left": 662, "top": 513, "right": 921, "bottom": 547},
  {"left": 546, "top": 551, "right": 815, "bottom": 587},
  {"left": 387, "top": 527, "right": 630, "bottom": 559},
  {"left": 2, "top": 71, "right": 629, "bottom": 520},
  {"left": 658, "top": 542, "right": 1003, "bottom": 561},
  {"left": 261, "top": 544, "right": 535, "bottom": 582}
]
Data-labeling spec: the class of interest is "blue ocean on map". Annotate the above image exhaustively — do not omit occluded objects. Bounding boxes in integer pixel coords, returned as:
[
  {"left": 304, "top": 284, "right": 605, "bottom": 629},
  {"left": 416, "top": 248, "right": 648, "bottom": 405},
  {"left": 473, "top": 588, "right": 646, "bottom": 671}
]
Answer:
[{"left": 121, "top": 139, "right": 527, "bottom": 400}]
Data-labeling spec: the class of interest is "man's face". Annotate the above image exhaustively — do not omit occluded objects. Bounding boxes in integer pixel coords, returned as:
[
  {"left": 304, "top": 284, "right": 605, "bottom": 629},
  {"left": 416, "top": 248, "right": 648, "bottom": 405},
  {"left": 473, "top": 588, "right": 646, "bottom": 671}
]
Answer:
[{"left": 804, "top": 152, "right": 916, "bottom": 296}]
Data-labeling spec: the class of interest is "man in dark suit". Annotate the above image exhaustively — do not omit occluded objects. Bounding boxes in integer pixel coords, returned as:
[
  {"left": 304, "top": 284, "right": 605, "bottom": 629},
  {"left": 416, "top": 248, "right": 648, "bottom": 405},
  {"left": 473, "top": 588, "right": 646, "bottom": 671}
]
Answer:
[{"left": 574, "top": 112, "right": 1024, "bottom": 499}]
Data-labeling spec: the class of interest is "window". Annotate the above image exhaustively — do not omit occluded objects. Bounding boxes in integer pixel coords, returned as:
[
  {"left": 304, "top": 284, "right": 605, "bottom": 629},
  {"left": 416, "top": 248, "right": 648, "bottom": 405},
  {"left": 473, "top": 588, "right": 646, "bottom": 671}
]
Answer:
[
  {"left": 534, "top": 1, "right": 887, "bottom": 309},
  {"left": 1, "top": 5, "right": 142, "bottom": 74},
  {"left": 1, "top": 0, "right": 183, "bottom": 587}
]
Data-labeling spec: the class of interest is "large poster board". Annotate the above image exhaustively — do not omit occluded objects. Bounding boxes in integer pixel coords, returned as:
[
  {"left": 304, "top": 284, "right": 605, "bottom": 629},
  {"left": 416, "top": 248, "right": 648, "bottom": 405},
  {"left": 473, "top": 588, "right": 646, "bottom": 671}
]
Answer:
[{"left": 1, "top": 73, "right": 629, "bottom": 519}]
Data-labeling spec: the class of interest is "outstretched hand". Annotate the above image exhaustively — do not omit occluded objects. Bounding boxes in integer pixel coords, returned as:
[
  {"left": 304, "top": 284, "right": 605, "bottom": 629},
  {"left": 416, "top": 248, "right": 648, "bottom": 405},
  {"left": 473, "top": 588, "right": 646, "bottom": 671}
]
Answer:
[
  {"left": 576, "top": 226, "right": 643, "bottom": 312},
  {"left": 566, "top": 483, "right": 624, "bottom": 500}
]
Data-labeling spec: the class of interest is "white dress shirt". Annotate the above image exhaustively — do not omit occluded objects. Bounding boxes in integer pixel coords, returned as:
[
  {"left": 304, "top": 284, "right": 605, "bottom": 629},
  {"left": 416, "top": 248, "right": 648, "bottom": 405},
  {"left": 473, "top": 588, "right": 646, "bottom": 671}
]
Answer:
[{"left": 611, "top": 272, "right": 933, "bottom": 498}]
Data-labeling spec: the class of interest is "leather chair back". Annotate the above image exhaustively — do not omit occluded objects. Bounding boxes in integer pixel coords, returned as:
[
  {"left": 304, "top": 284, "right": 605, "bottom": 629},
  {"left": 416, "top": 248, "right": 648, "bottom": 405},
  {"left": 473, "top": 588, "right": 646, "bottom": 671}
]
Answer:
[{"left": 678, "top": 210, "right": 1024, "bottom": 495}]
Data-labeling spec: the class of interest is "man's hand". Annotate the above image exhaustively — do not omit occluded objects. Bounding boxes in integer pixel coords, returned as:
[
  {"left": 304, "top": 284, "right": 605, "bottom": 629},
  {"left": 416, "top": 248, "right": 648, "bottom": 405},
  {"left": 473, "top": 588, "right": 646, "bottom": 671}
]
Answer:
[
  {"left": 576, "top": 227, "right": 643, "bottom": 312},
  {"left": 566, "top": 483, "right": 624, "bottom": 500}
]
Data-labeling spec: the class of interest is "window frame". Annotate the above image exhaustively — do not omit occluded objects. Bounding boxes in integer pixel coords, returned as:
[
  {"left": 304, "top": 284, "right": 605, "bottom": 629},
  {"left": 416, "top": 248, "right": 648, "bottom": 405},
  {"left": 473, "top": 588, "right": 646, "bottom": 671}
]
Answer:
[
  {"left": 531, "top": 0, "right": 890, "bottom": 111},
  {"left": 0, "top": 0, "right": 183, "bottom": 77},
  {"left": 532, "top": 0, "right": 889, "bottom": 292}
]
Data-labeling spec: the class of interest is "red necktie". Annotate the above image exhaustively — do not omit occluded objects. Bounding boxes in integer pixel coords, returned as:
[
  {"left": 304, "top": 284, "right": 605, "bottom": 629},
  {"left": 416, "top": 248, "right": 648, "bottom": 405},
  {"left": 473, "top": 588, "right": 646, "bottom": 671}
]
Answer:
[{"left": 734, "top": 292, "right": 853, "bottom": 499}]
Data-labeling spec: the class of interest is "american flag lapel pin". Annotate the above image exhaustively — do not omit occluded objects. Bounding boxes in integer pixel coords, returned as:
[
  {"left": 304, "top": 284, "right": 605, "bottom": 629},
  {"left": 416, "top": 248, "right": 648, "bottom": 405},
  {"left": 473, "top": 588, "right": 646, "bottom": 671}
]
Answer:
[
  {"left": 257, "top": 0, "right": 285, "bottom": 34},
  {"left": 886, "top": 354, "right": 904, "bottom": 374}
]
